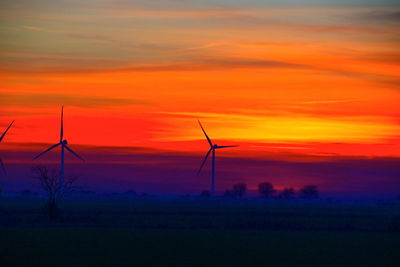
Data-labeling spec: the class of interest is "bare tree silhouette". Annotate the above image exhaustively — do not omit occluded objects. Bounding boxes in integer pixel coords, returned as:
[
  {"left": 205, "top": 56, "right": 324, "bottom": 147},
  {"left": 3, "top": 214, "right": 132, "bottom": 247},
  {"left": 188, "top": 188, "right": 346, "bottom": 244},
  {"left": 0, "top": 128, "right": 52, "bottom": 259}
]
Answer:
[
  {"left": 258, "top": 182, "right": 275, "bottom": 198},
  {"left": 32, "top": 165, "right": 77, "bottom": 219},
  {"left": 299, "top": 185, "right": 319, "bottom": 199}
]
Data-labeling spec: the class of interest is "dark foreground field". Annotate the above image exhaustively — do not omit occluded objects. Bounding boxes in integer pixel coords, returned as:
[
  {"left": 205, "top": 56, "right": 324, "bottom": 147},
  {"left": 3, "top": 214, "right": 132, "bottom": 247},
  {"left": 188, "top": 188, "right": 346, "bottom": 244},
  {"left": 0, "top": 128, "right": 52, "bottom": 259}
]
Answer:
[{"left": 1, "top": 196, "right": 399, "bottom": 267}]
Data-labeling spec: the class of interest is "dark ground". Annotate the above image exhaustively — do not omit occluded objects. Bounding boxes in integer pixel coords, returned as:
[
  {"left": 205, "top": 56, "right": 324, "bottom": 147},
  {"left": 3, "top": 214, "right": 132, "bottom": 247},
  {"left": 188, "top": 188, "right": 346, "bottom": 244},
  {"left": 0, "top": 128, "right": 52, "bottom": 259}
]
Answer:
[{"left": 1, "top": 196, "right": 399, "bottom": 267}]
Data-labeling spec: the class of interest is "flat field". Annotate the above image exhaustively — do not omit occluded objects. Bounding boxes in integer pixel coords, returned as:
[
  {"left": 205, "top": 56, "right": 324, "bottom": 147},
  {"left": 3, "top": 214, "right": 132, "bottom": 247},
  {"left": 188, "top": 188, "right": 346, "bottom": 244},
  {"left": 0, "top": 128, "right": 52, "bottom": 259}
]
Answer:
[{"left": 1, "top": 197, "right": 399, "bottom": 266}]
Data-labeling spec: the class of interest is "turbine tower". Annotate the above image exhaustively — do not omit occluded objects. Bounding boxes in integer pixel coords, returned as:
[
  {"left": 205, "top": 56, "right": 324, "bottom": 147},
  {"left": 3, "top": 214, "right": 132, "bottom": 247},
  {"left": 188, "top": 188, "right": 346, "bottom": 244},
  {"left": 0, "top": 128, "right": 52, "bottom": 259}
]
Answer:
[
  {"left": 197, "top": 120, "right": 238, "bottom": 194},
  {"left": 33, "top": 106, "right": 84, "bottom": 197},
  {"left": 0, "top": 120, "right": 15, "bottom": 174}
]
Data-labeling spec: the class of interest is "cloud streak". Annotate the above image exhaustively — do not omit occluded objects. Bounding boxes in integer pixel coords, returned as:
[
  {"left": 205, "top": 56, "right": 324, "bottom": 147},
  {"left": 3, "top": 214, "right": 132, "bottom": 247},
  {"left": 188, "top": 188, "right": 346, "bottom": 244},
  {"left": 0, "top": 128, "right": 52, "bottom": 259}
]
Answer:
[
  {"left": 0, "top": 93, "right": 149, "bottom": 108},
  {"left": 0, "top": 55, "right": 310, "bottom": 73}
]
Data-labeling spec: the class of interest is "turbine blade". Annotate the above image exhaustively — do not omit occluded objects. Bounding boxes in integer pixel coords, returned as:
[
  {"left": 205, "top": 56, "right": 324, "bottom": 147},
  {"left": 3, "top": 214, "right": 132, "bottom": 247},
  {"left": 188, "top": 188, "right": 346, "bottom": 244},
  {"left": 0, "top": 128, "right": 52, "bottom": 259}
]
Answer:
[
  {"left": 197, "top": 148, "right": 212, "bottom": 175},
  {"left": 60, "top": 106, "right": 64, "bottom": 142},
  {"left": 198, "top": 120, "right": 212, "bottom": 146},
  {"left": 0, "top": 156, "right": 6, "bottom": 175},
  {"left": 216, "top": 145, "right": 239, "bottom": 149},
  {"left": 32, "top": 143, "right": 61, "bottom": 160},
  {"left": 0, "top": 120, "right": 15, "bottom": 143},
  {"left": 64, "top": 144, "right": 85, "bottom": 162}
]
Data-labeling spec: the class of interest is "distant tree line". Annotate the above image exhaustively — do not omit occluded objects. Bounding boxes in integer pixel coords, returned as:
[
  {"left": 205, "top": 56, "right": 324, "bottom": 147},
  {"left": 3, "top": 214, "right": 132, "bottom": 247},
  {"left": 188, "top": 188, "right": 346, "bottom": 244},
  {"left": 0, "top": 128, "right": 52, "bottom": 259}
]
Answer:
[{"left": 217, "top": 182, "right": 319, "bottom": 199}]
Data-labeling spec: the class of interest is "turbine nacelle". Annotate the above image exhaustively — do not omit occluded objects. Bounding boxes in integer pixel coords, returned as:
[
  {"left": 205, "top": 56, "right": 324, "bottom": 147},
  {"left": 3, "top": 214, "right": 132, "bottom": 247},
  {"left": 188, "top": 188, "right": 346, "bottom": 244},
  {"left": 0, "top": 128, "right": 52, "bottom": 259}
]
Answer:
[
  {"left": 197, "top": 120, "right": 239, "bottom": 194},
  {"left": 32, "top": 106, "right": 84, "bottom": 197}
]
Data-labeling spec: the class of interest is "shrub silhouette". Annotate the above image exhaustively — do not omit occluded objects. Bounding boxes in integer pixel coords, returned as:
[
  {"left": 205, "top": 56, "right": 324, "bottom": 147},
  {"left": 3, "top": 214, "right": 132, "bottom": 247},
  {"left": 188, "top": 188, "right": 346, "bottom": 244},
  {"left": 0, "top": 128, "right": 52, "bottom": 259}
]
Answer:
[
  {"left": 224, "top": 190, "right": 235, "bottom": 198},
  {"left": 232, "top": 183, "right": 247, "bottom": 197},
  {"left": 299, "top": 185, "right": 319, "bottom": 199},
  {"left": 258, "top": 182, "right": 275, "bottom": 198},
  {"left": 200, "top": 190, "right": 211, "bottom": 198},
  {"left": 279, "top": 187, "right": 296, "bottom": 199}
]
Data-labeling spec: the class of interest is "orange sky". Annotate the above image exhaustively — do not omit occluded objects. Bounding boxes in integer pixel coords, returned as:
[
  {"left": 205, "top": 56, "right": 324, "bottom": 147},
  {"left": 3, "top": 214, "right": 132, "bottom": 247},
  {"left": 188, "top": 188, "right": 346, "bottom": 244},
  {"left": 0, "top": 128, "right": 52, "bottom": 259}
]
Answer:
[{"left": 1, "top": 1, "right": 399, "bottom": 158}]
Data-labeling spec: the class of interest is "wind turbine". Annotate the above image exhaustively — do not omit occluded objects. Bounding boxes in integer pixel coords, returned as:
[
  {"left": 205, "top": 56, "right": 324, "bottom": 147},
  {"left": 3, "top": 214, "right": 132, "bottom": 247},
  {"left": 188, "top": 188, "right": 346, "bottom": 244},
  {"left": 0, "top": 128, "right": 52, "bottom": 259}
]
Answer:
[
  {"left": 197, "top": 120, "right": 238, "bottom": 194},
  {"left": 33, "top": 106, "right": 84, "bottom": 196},
  {"left": 0, "top": 120, "right": 15, "bottom": 175}
]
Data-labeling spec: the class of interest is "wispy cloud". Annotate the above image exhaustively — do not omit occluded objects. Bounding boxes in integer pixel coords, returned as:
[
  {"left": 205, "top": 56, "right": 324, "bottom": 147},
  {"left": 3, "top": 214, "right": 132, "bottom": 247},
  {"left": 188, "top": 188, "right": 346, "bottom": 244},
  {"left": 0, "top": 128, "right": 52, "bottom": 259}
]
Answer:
[
  {"left": 0, "top": 55, "right": 310, "bottom": 73},
  {"left": 22, "top": 25, "right": 53, "bottom": 32},
  {"left": 302, "top": 99, "right": 363, "bottom": 105},
  {"left": 356, "top": 10, "right": 400, "bottom": 23},
  {"left": 103, "top": 8, "right": 248, "bottom": 19},
  {"left": 0, "top": 93, "right": 150, "bottom": 108}
]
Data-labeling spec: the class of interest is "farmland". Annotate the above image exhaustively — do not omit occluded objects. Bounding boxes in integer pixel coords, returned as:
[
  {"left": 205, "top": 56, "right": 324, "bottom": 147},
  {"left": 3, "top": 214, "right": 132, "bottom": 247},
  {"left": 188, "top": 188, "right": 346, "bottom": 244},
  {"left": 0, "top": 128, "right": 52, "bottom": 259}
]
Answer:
[{"left": 1, "top": 196, "right": 399, "bottom": 266}]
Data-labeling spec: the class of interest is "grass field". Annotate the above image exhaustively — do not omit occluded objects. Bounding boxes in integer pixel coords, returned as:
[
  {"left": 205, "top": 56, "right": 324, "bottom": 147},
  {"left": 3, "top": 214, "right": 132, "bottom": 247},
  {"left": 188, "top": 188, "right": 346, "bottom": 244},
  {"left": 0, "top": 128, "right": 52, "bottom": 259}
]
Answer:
[
  {"left": 1, "top": 228, "right": 399, "bottom": 267},
  {"left": 1, "top": 197, "right": 399, "bottom": 266}
]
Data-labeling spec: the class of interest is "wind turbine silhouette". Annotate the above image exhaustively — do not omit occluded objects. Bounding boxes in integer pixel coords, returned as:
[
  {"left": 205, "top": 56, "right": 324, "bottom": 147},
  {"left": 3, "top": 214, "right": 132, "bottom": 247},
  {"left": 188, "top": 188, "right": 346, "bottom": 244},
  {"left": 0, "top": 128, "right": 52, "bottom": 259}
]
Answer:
[
  {"left": 197, "top": 120, "right": 238, "bottom": 194},
  {"left": 0, "top": 120, "right": 15, "bottom": 175},
  {"left": 33, "top": 106, "right": 84, "bottom": 196}
]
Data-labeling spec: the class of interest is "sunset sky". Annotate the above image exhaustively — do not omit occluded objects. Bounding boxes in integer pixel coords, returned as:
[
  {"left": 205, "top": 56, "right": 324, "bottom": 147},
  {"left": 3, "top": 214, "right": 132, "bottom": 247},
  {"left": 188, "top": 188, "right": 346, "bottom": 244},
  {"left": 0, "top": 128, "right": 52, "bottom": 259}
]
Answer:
[{"left": 1, "top": 0, "right": 399, "bottom": 196}]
